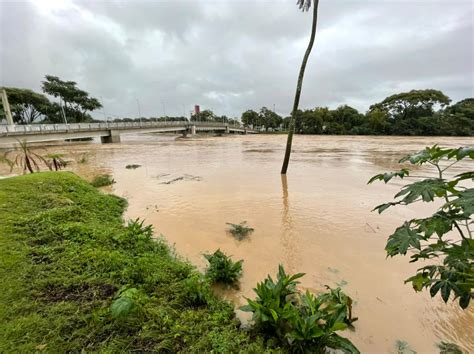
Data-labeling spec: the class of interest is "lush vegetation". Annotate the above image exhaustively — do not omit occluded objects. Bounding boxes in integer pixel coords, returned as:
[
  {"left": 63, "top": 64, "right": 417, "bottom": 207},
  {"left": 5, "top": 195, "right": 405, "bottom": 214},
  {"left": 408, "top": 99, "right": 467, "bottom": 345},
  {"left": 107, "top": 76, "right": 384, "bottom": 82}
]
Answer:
[
  {"left": 90, "top": 173, "right": 116, "bottom": 187},
  {"left": 0, "top": 172, "right": 271, "bottom": 352},
  {"left": 241, "top": 265, "right": 359, "bottom": 353},
  {"left": 226, "top": 221, "right": 254, "bottom": 240},
  {"left": 0, "top": 75, "right": 102, "bottom": 124},
  {"left": 204, "top": 249, "right": 243, "bottom": 285},
  {"left": 282, "top": 91, "right": 473, "bottom": 136},
  {"left": 369, "top": 146, "right": 473, "bottom": 309}
]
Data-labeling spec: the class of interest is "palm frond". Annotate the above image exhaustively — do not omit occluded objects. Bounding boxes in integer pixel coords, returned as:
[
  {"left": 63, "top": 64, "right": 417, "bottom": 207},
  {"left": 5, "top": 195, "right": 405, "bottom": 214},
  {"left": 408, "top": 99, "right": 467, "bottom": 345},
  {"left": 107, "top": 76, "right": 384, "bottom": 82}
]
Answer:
[{"left": 297, "top": 0, "right": 311, "bottom": 11}]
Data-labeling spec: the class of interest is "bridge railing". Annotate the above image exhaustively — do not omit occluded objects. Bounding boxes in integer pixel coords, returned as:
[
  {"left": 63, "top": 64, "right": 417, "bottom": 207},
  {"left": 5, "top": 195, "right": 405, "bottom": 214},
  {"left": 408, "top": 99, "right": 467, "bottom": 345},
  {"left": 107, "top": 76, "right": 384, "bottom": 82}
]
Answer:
[{"left": 0, "top": 121, "right": 247, "bottom": 135}]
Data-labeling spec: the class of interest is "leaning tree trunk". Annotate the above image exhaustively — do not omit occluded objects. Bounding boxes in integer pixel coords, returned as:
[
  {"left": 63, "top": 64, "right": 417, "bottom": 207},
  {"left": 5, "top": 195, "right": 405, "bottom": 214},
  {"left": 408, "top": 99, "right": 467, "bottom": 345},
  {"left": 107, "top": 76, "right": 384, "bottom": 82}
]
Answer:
[{"left": 281, "top": 0, "right": 320, "bottom": 174}]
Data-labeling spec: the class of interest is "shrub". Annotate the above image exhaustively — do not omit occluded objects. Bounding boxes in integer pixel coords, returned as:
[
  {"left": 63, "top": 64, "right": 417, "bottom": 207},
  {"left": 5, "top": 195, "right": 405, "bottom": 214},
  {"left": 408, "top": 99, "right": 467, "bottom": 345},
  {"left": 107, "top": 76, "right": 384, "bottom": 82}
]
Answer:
[
  {"left": 125, "top": 164, "right": 141, "bottom": 169},
  {"left": 226, "top": 221, "right": 254, "bottom": 240},
  {"left": 368, "top": 146, "right": 473, "bottom": 309},
  {"left": 91, "top": 174, "right": 115, "bottom": 187},
  {"left": 179, "top": 275, "right": 212, "bottom": 307},
  {"left": 241, "top": 265, "right": 359, "bottom": 353},
  {"left": 204, "top": 249, "right": 243, "bottom": 285}
]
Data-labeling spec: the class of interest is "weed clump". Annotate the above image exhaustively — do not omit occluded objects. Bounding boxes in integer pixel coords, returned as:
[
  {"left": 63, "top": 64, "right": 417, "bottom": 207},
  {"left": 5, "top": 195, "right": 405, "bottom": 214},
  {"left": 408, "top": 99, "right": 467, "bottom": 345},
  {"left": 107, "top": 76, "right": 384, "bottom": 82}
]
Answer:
[
  {"left": 91, "top": 173, "right": 115, "bottom": 187},
  {"left": 125, "top": 164, "right": 141, "bottom": 169},
  {"left": 204, "top": 249, "right": 243, "bottom": 285},
  {"left": 241, "top": 265, "right": 359, "bottom": 353},
  {"left": 226, "top": 221, "right": 254, "bottom": 240}
]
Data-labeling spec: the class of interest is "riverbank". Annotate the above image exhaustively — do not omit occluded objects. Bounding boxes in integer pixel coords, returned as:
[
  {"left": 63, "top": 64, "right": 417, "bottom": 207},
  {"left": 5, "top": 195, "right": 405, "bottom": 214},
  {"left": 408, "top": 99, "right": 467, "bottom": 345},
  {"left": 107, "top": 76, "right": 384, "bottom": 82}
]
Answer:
[{"left": 0, "top": 172, "right": 269, "bottom": 352}]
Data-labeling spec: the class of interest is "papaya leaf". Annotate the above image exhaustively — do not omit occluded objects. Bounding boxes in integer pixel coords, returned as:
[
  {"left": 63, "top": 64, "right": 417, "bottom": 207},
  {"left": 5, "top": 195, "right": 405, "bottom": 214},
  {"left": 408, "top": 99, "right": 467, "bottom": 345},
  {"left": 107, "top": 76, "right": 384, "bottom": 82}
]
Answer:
[{"left": 367, "top": 168, "right": 410, "bottom": 184}]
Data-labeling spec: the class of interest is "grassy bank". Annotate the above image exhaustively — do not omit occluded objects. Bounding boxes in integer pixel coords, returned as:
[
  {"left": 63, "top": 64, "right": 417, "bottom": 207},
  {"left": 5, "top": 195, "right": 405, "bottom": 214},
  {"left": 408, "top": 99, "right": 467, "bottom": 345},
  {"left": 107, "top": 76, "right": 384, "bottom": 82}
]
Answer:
[{"left": 0, "top": 172, "right": 269, "bottom": 352}]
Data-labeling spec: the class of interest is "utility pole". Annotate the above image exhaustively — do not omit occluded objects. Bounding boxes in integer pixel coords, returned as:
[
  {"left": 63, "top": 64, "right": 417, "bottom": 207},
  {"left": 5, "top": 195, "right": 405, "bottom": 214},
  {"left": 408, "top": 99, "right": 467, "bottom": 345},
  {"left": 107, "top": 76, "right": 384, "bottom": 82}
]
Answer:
[
  {"left": 101, "top": 96, "right": 107, "bottom": 122},
  {"left": 136, "top": 98, "right": 142, "bottom": 123},
  {"left": 60, "top": 99, "right": 68, "bottom": 124},
  {"left": 161, "top": 100, "right": 166, "bottom": 117},
  {"left": 1, "top": 88, "right": 14, "bottom": 126}
]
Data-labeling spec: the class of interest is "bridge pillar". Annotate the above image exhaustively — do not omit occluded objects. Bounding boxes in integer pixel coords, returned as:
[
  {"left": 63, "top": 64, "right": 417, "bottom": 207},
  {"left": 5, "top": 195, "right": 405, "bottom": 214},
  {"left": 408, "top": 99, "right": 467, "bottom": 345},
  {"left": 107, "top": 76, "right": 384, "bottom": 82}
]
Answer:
[
  {"left": 187, "top": 125, "right": 196, "bottom": 135},
  {"left": 101, "top": 130, "right": 121, "bottom": 143},
  {"left": 225, "top": 124, "right": 230, "bottom": 134}
]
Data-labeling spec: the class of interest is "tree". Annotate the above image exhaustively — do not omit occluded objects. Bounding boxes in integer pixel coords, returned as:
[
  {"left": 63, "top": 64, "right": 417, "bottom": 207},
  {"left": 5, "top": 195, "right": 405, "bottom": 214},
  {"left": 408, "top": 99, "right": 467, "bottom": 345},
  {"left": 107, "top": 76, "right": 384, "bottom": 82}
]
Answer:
[
  {"left": 41, "top": 75, "right": 102, "bottom": 123},
  {"left": 281, "top": 0, "right": 320, "bottom": 174},
  {"left": 191, "top": 109, "right": 215, "bottom": 122},
  {"left": 370, "top": 89, "right": 451, "bottom": 119},
  {"left": 259, "top": 107, "right": 282, "bottom": 131},
  {"left": 241, "top": 109, "right": 260, "bottom": 127},
  {"left": 0, "top": 88, "right": 52, "bottom": 124}
]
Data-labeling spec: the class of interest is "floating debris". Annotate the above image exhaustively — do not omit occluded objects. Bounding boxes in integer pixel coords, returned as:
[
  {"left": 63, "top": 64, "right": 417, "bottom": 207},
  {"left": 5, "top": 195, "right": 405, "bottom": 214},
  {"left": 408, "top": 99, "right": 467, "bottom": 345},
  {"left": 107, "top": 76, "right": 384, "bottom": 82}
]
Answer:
[{"left": 159, "top": 174, "right": 202, "bottom": 184}]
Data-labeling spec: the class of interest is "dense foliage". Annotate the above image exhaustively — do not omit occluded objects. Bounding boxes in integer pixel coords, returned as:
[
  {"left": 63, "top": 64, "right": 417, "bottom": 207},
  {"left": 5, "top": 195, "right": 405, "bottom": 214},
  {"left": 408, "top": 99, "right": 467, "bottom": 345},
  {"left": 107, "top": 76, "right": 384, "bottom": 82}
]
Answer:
[
  {"left": 204, "top": 249, "right": 243, "bottom": 285},
  {"left": 0, "top": 75, "right": 102, "bottom": 124},
  {"left": 241, "top": 265, "right": 359, "bottom": 353},
  {"left": 369, "top": 146, "right": 473, "bottom": 309},
  {"left": 0, "top": 172, "right": 272, "bottom": 352},
  {"left": 0, "top": 88, "right": 51, "bottom": 124},
  {"left": 282, "top": 91, "right": 473, "bottom": 136}
]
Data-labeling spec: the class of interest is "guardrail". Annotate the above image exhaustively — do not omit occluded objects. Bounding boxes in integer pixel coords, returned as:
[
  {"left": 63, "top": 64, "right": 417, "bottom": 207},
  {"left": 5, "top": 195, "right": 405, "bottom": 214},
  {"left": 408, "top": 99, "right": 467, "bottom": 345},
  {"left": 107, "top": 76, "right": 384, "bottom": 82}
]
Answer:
[{"left": 0, "top": 121, "right": 247, "bottom": 135}]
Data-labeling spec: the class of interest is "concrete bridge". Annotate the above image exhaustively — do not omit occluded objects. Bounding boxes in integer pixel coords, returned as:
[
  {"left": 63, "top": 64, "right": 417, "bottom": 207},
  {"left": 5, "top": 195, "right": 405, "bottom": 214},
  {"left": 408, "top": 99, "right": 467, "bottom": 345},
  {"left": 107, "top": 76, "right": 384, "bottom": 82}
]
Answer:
[{"left": 0, "top": 121, "right": 255, "bottom": 145}]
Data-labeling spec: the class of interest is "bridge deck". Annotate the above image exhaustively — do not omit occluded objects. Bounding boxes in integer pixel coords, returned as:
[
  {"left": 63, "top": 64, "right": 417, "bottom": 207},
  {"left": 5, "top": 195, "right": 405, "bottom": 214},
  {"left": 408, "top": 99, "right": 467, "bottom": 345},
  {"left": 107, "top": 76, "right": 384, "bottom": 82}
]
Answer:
[{"left": 0, "top": 121, "right": 256, "bottom": 145}]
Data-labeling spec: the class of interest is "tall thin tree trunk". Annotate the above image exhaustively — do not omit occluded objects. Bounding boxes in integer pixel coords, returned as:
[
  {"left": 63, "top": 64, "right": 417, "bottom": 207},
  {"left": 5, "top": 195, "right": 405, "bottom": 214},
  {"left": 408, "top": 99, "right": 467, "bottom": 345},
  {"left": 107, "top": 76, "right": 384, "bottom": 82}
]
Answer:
[{"left": 281, "top": 0, "right": 320, "bottom": 174}]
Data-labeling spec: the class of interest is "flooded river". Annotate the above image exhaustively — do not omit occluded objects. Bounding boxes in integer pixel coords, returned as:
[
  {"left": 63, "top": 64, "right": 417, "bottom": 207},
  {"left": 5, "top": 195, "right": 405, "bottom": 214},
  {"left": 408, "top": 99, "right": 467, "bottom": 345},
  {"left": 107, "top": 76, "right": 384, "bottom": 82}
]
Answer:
[{"left": 2, "top": 134, "right": 473, "bottom": 353}]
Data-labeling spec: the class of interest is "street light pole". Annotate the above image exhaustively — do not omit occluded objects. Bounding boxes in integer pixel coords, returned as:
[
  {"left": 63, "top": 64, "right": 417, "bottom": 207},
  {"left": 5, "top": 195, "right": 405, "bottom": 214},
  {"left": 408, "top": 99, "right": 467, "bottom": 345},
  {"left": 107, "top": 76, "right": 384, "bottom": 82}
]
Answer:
[{"left": 136, "top": 98, "right": 142, "bottom": 124}]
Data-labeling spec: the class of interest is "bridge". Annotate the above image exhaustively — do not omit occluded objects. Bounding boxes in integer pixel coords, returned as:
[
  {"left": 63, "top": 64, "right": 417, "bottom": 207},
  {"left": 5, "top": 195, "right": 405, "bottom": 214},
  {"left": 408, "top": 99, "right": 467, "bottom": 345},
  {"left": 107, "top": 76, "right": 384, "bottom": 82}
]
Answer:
[{"left": 0, "top": 121, "right": 256, "bottom": 145}]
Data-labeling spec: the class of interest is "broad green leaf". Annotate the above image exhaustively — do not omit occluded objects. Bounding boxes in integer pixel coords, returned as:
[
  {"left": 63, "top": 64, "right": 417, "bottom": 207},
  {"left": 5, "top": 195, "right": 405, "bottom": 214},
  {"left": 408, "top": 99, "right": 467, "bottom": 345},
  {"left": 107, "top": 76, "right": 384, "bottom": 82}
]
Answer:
[
  {"left": 325, "top": 333, "right": 360, "bottom": 354},
  {"left": 405, "top": 273, "right": 429, "bottom": 292},
  {"left": 110, "top": 297, "right": 134, "bottom": 319},
  {"left": 372, "top": 202, "right": 396, "bottom": 214},
  {"left": 430, "top": 281, "right": 443, "bottom": 298},
  {"left": 459, "top": 293, "right": 471, "bottom": 309},
  {"left": 386, "top": 224, "right": 422, "bottom": 256},
  {"left": 367, "top": 169, "right": 410, "bottom": 184},
  {"left": 395, "top": 179, "right": 449, "bottom": 204}
]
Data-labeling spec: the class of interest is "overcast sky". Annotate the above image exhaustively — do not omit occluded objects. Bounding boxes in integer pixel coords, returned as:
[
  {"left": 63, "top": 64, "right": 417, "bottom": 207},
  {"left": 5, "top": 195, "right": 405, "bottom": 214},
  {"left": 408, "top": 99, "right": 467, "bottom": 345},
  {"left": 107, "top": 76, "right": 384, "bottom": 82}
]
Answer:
[{"left": 1, "top": 0, "right": 473, "bottom": 119}]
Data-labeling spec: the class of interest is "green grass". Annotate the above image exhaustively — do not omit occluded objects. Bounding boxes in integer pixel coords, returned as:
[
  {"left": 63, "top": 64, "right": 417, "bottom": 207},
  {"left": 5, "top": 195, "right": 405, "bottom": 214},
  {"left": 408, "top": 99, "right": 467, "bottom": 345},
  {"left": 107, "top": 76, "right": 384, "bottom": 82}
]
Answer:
[{"left": 0, "top": 172, "right": 271, "bottom": 352}]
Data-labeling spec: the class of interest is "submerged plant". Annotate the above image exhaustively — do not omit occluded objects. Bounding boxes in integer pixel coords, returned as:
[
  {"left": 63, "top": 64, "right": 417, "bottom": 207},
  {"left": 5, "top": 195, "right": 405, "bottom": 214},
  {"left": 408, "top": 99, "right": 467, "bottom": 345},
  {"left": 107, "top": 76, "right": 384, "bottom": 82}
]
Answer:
[
  {"left": 226, "top": 221, "right": 254, "bottom": 240},
  {"left": 46, "top": 153, "right": 68, "bottom": 171},
  {"left": 437, "top": 341, "right": 464, "bottom": 354},
  {"left": 76, "top": 152, "right": 90, "bottom": 164},
  {"left": 241, "top": 265, "right": 358, "bottom": 353},
  {"left": 91, "top": 174, "right": 115, "bottom": 187},
  {"left": 395, "top": 340, "right": 417, "bottom": 354},
  {"left": 4, "top": 139, "right": 49, "bottom": 174},
  {"left": 368, "top": 146, "right": 473, "bottom": 309},
  {"left": 125, "top": 164, "right": 141, "bottom": 169},
  {"left": 204, "top": 249, "right": 243, "bottom": 285}
]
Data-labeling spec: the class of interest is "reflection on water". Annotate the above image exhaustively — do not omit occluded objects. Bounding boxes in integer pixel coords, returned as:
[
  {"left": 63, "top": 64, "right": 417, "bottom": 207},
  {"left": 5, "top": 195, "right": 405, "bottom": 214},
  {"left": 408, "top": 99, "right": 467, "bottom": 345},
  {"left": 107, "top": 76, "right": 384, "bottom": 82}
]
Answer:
[{"left": 1, "top": 134, "right": 472, "bottom": 353}]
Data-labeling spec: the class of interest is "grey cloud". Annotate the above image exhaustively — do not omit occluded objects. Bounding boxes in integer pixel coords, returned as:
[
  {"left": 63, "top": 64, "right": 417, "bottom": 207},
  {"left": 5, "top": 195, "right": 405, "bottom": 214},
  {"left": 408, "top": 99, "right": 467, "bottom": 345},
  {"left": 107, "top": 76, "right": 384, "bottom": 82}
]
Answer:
[{"left": 1, "top": 0, "right": 472, "bottom": 119}]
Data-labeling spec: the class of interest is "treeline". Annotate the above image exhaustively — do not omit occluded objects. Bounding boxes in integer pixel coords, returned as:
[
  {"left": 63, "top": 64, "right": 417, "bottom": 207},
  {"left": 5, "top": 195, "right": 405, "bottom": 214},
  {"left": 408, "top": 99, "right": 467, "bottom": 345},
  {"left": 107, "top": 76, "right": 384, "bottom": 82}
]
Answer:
[
  {"left": 242, "top": 90, "right": 473, "bottom": 136},
  {"left": 1, "top": 75, "right": 102, "bottom": 124}
]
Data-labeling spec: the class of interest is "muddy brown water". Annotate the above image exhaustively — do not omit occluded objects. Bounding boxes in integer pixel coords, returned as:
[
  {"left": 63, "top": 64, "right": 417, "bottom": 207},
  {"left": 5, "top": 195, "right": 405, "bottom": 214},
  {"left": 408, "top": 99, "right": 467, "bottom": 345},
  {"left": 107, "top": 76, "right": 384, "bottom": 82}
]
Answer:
[{"left": 1, "top": 134, "right": 473, "bottom": 353}]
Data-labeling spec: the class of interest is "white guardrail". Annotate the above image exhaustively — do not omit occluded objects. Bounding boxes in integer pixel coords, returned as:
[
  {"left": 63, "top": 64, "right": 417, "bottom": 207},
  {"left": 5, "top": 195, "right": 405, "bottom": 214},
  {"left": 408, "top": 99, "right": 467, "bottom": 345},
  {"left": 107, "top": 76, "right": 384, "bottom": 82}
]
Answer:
[{"left": 0, "top": 121, "right": 246, "bottom": 135}]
